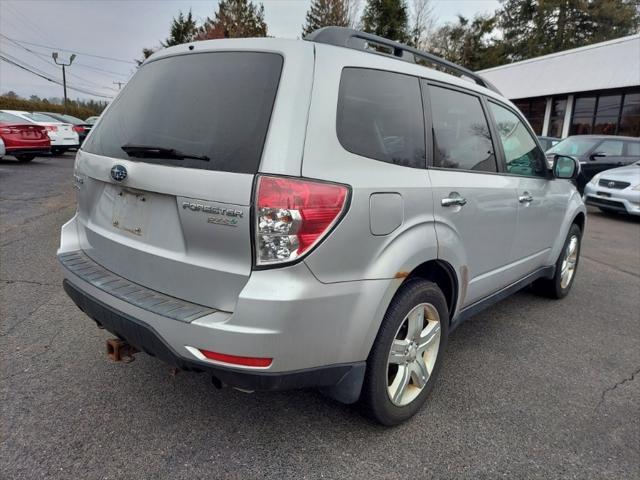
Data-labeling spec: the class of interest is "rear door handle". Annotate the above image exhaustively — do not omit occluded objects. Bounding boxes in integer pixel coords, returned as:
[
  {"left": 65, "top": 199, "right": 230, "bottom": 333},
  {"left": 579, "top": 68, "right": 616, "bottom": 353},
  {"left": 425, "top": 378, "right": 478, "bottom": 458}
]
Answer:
[
  {"left": 441, "top": 192, "right": 467, "bottom": 207},
  {"left": 519, "top": 192, "right": 533, "bottom": 203}
]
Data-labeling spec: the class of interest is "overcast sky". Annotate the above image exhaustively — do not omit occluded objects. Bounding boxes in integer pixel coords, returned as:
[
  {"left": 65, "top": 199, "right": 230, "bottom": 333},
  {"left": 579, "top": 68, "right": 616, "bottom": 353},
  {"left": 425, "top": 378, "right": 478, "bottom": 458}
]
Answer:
[{"left": 0, "top": 0, "right": 499, "bottom": 101}]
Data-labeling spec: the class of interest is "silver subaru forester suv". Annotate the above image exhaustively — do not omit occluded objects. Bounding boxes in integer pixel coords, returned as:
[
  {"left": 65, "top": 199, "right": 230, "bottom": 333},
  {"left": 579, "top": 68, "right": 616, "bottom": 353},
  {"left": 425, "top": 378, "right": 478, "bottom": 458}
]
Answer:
[{"left": 58, "top": 28, "right": 586, "bottom": 425}]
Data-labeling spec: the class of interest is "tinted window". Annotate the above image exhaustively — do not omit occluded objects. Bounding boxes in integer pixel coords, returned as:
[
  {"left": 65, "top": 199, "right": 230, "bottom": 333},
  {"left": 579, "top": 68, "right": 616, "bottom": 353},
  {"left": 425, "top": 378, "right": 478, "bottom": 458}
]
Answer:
[
  {"left": 337, "top": 68, "right": 425, "bottom": 168},
  {"left": 597, "top": 140, "right": 623, "bottom": 156},
  {"left": 548, "top": 137, "right": 599, "bottom": 156},
  {"left": 83, "top": 52, "right": 283, "bottom": 174},
  {"left": 489, "top": 102, "right": 546, "bottom": 177},
  {"left": 627, "top": 142, "right": 640, "bottom": 156},
  {"left": 429, "top": 86, "right": 496, "bottom": 172}
]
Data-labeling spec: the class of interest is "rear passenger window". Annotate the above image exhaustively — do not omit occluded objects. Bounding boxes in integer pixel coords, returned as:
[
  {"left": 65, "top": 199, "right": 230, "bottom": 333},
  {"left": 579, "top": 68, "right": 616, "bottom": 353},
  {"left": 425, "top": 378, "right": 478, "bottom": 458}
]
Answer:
[
  {"left": 337, "top": 68, "right": 425, "bottom": 168},
  {"left": 429, "top": 85, "right": 496, "bottom": 172},
  {"left": 627, "top": 142, "right": 640, "bottom": 156},
  {"left": 597, "top": 140, "right": 623, "bottom": 156}
]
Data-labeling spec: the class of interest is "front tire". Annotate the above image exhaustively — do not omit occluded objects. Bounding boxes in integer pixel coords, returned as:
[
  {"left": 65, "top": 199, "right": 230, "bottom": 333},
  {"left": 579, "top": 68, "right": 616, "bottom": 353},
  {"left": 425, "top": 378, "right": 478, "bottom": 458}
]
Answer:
[
  {"left": 360, "top": 279, "right": 449, "bottom": 426},
  {"left": 533, "top": 223, "right": 582, "bottom": 299}
]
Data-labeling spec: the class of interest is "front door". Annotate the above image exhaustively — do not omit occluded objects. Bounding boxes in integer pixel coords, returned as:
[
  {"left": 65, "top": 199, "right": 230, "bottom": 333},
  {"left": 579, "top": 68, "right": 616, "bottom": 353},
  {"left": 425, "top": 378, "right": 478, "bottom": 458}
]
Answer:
[
  {"left": 425, "top": 83, "right": 519, "bottom": 307},
  {"left": 486, "top": 101, "right": 566, "bottom": 278}
]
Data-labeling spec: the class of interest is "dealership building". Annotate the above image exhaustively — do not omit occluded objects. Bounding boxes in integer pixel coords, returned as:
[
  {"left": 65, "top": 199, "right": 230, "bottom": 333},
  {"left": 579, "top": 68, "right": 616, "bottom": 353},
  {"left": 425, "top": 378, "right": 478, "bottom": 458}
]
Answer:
[{"left": 479, "top": 34, "right": 640, "bottom": 139}]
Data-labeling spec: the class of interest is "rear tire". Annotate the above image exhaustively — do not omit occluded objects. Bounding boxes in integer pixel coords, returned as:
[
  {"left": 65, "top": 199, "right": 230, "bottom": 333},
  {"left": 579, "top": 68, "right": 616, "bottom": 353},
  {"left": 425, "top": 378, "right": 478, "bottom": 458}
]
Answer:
[
  {"left": 360, "top": 279, "right": 449, "bottom": 426},
  {"left": 533, "top": 223, "right": 582, "bottom": 299},
  {"left": 51, "top": 147, "right": 66, "bottom": 156},
  {"left": 15, "top": 154, "right": 35, "bottom": 162}
]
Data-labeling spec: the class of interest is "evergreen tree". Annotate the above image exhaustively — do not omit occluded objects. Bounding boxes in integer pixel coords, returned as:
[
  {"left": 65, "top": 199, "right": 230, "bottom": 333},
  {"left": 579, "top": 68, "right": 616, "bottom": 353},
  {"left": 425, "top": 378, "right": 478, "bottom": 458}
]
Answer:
[
  {"left": 498, "top": 0, "right": 640, "bottom": 61},
  {"left": 302, "top": 0, "right": 349, "bottom": 37},
  {"left": 161, "top": 9, "right": 198, "bottom": 47},
  {"left": 197, "top": 0, "right": 268, "bottom": 40},
  {"left": 362, "top": 0, "right": 410, "bottom": 43},
  {"left": 135, "top": 47, "right": 156, "bottom": 67},
  {"left": 430, "top": 14, "right": 504, "bottom": 70}
]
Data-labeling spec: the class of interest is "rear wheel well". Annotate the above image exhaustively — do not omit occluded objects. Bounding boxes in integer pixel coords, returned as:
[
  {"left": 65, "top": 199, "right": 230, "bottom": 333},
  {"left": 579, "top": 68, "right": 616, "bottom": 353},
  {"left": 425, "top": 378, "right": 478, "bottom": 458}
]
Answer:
[
  {"left": 573, "top": 212, "right": 585, "bottom": 233},
  {"left": 406, "top": 260, "right": 458, "bottom": 321}
]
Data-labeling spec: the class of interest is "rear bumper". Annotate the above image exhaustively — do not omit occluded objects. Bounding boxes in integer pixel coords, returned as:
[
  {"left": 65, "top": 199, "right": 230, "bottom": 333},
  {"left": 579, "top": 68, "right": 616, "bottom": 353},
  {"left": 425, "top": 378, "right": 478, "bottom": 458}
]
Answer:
[
  {"left": 63, "top": 279, "right": 365, "bottom": 400},
  {"left": 6, "top": 147, "right": 51, "bottom": 155}
]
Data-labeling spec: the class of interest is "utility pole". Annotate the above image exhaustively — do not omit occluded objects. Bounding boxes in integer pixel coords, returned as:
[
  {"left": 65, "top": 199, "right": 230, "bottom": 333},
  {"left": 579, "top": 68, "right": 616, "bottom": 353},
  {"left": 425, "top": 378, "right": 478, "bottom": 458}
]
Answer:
[
  {"left": 52, "top": 52, "right": 76, "bottom": 114},
  {"left": 113, "top": 81, "right": 124, "bottom": 90}
]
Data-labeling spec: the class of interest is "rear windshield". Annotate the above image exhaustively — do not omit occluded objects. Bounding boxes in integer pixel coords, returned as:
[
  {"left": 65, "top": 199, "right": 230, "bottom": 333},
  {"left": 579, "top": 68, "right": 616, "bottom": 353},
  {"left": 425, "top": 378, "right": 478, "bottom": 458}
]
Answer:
[
  {"left": 0, "top": 112, "right": 26, "bottom": 123},
  {"left": 83, "top": 52, "right": 283, "bottom": 174},
  {"left": 24, "top": 112, "right": 60, "bottom": 122}
]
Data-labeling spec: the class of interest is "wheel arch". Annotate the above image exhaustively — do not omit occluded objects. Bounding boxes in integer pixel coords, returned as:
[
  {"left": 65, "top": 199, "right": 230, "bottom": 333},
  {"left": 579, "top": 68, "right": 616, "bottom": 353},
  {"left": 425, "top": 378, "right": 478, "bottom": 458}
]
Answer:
[
  {"left": 403, "top": 259, "right": 459, "bottom": 322},
  {"left": 572, "top": 211, "right": 586, "bottom": 232}
]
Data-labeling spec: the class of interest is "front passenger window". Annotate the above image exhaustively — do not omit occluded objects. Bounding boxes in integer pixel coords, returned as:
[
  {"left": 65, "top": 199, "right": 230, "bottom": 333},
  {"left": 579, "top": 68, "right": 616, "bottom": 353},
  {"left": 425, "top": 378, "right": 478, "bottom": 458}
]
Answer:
[{"left": 489, "top": 102, "right": 547, "bottom": 178}]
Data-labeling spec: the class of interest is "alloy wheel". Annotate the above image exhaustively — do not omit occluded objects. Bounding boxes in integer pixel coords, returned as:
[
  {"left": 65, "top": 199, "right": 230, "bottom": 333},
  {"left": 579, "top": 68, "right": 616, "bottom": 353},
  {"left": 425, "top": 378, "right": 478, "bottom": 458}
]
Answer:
[{"left": 387, "top": 303, "right": 441, "bottom": 407}]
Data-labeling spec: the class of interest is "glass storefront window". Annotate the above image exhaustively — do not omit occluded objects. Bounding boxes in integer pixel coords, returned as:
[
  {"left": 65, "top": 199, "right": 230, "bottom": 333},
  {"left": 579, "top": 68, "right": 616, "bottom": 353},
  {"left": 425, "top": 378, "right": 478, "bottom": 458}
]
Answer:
[
  {"left": 570, "top": 89, "right": 639, "bottom": 137},
  {"left": 512, "top": 97, "right": 546, "bottom": 135}
]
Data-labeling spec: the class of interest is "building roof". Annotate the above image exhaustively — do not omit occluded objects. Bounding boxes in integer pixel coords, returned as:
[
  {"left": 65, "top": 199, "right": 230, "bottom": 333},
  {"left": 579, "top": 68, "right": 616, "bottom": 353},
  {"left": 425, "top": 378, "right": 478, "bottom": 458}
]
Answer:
[{"left": 478, "top": 34, "right": 640, "bottom": 99}]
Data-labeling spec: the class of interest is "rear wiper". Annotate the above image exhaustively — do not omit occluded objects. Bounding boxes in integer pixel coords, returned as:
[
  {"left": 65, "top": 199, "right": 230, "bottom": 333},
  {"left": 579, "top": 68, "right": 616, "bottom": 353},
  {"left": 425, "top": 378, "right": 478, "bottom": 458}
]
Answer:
[{"left": 121, "top": 143, "right": 209, "bottom": 161}]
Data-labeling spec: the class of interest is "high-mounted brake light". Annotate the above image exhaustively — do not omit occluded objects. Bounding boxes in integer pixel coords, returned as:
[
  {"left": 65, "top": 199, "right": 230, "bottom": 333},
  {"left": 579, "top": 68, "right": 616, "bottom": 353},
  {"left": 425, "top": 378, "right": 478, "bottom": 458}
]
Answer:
[{"left": 255, "top": 175, "right": 349, "bottom": 266}]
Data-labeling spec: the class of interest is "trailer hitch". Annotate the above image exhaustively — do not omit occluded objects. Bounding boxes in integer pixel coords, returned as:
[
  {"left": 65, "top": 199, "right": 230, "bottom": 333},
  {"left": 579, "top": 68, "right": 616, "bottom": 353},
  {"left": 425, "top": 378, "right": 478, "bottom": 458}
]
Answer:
[{"left": 106, "top": 338, "right": 139, "bottom": 363}]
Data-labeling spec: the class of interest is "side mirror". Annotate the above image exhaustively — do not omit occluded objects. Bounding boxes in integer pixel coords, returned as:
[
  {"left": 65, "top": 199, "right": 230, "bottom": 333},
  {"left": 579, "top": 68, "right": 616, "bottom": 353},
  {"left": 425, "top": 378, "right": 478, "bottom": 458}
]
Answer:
[
  {"left": 590, "top": 152, "right": 606, "bottom": 160},
  {"left": 553, "top": 155, "right": 580, "bottom": 180}
]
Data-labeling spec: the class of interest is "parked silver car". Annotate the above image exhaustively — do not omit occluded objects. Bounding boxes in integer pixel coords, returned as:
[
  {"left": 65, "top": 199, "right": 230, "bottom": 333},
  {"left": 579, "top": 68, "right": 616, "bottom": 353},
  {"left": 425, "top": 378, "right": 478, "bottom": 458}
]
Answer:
[
  {"left": 583, "top": 162, "right": 640, "bottom": 215},
  {"left": 58, "top": 28, "right": 586, "bottom": 425}
]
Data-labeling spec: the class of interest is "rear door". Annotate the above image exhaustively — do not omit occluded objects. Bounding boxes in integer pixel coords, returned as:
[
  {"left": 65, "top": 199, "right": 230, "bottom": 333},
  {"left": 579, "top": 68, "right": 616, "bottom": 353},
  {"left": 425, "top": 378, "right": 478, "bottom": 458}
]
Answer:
[
  {"left": 424, "top": 82, "right": 519, "bottom": 307},
  {"left": 75, "top": 49, "right": 298, "bottom": 311}
]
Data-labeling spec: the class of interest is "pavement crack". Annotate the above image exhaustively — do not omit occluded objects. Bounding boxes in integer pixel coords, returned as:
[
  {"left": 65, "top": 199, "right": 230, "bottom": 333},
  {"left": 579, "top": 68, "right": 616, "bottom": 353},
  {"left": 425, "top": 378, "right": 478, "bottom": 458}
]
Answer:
[
  {"left": 1, "top": 278, "right": 57, "bottom": 287},
  {"left": 596, "top": 367, "right": 640, "bottom": 409},
  {"left": 582, "top": 255, "right": 639, "bottom": 278},
  {"left": 0, "top": 301, "right": 53, "bottom": 337}
]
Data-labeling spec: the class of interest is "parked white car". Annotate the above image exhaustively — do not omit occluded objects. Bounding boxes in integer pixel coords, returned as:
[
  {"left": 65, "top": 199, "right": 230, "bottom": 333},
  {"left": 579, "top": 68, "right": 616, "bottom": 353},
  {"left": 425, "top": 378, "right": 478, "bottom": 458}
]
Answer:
[
  {"left": 0, "top": 136, "right": 5, "bottom": 157},
  {"left": 583, "top": 161, "right": 640, "bottom": 216},
  {"left": 0, "top": 110, "right": 79, "bottom": 155}
]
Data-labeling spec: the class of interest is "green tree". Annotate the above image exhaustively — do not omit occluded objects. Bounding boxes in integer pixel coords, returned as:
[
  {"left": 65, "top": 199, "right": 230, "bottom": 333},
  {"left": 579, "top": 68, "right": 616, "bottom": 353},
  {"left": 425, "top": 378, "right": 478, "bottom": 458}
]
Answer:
[
  {"left": 135, "top": 47, "right": 156, "bottom": 67},
  {"left": 197, "top": 0, "right": 268, "bottom": 39},
  {"left": 302, "top": 0, "right": 349, "bottom": 37},
  {"left": 430, "top": 14, "right": 504, "bottom": 70},
  {"left": 161, "top": 9, "right": 198, "bottom": 47},
  {"left": 498, "top": 0, "right": 640, "bottom": 62},
  {"left": 362, "top": 0, "right": 410, "bottom": 43}
]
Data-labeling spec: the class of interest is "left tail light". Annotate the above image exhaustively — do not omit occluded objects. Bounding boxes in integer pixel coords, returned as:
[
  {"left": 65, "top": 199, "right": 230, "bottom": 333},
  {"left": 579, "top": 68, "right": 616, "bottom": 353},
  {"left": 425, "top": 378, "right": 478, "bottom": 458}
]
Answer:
[
  {"left": 255, "top": 175, "right": 349, "bottom": 267},
  {"left": 44, "top": 125, "right": 58, "bottom": 132}
]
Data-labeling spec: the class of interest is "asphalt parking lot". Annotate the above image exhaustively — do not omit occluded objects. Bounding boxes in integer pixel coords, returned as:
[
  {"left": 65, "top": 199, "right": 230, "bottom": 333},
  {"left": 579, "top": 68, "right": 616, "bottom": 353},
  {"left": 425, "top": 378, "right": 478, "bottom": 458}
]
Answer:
[{"left": 1, "top": 154, "right": 639, "bottom": 479}]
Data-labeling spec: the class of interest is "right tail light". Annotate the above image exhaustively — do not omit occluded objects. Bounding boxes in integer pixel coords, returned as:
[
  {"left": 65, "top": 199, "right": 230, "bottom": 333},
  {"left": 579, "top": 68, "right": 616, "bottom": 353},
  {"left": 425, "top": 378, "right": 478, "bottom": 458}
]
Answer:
[{"left": 254, "top": 175, "right": 349, "bottom": 267}]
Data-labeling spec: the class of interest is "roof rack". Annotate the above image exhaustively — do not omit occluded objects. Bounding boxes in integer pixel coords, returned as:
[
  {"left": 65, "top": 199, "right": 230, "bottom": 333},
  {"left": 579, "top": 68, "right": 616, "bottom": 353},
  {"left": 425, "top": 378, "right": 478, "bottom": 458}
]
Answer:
[{"left": 305, "top": 27, "right": 500, "bottom": 94}]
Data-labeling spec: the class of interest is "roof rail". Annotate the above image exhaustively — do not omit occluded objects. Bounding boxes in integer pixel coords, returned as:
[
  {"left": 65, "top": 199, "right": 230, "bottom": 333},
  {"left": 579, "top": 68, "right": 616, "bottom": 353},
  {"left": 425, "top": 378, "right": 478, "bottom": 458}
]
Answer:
[{"left": 305, "top": 27, "right": 500, "bottom": 94}]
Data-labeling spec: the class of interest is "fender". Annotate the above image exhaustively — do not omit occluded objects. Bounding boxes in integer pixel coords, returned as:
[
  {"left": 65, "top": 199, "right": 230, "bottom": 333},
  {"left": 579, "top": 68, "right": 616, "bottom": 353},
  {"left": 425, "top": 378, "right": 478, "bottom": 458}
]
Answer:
[{"left": 546, "top": 189, "right": 587, "bottom": 265}]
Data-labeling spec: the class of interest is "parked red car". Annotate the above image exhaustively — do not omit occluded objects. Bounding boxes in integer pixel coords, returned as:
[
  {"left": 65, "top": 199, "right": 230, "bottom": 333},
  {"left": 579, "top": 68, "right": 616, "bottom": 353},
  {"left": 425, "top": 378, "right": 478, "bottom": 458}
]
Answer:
[{"left": 0, "top": 111, "right": 51, "bottom": 162}]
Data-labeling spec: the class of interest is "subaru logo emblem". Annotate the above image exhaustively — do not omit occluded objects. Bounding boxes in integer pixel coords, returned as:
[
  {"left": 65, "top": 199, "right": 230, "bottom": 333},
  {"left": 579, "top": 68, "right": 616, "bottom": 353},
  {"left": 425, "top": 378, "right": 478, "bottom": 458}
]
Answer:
[{"left": 110, "top": 164, "right": 127, "bottom": 182}]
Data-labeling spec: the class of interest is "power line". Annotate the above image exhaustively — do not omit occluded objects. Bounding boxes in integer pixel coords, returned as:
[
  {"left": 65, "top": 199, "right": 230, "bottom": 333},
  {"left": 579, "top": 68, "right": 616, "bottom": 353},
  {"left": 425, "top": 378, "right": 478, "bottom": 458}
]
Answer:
[
  {"left": 2, "top": 36, "right": 136, "bottom": 65},
  {"left": 1, "top": 34, "right": 116, "bottom": 90},
  {"left": 0, "top": 55, "right": 115, "bottom": 99}
]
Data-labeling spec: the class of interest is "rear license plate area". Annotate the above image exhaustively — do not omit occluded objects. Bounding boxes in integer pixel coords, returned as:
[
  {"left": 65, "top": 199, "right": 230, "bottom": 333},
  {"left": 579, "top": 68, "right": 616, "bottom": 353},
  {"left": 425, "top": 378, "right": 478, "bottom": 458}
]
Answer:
[{"left": 111, "top": 187, "right": 151, "bottom": 236}]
